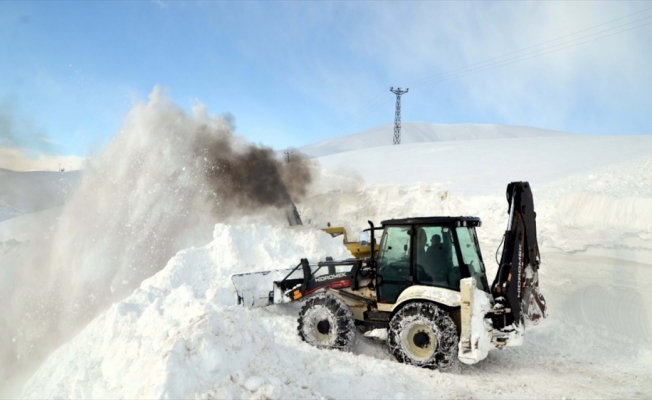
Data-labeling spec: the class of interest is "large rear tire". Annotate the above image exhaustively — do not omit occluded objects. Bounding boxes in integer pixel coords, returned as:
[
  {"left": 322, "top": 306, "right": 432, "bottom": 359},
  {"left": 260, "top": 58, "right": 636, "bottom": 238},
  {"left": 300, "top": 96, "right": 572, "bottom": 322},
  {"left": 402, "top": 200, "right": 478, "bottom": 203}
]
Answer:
[
  {"left": 297, "top": 293, "right": 356, "bottom": 351},
  {"left": 388, "top": 302, "right": 458, "bottom": 371}
]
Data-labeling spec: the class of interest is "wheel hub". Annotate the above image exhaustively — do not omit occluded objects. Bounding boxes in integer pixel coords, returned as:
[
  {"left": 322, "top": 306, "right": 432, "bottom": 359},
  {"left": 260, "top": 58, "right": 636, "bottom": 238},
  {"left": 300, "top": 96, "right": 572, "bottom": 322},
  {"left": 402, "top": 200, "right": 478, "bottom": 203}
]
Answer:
[
  {"left": 402, "top": 323, "right": 438, "bottom": 361},
  {"left": 317, "top": 319, "right": 331, "bottom": 335},
  {"left": 413, "top": 331, "right": 430, "bottom": 348},
  {"left": 307, "top": 308, "right": 335, "bottom": 344}
]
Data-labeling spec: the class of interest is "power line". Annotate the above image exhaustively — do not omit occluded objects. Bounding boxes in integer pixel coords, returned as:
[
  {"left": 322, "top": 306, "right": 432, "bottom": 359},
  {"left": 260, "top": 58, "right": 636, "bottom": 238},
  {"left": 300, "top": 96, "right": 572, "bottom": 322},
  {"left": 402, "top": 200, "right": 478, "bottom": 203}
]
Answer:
[
  {"left": 327, "top": 7, "right": 652, "bottom": 136},
  {"left": 412, "top": 19, "right": 652, "bottom": 89},
  {"left": 410, "top": 14, "right": 652, "bottom": 88},
  {"left": 407, "top": 6, "right": 652, "bottom": 87}
]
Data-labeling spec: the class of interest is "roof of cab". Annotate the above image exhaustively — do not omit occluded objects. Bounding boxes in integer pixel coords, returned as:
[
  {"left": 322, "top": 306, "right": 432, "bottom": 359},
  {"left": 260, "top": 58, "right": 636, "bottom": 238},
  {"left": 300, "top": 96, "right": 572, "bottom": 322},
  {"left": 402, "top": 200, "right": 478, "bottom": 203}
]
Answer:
[{"left": 380, "top": 216, "right": 481, "bottom": 227}]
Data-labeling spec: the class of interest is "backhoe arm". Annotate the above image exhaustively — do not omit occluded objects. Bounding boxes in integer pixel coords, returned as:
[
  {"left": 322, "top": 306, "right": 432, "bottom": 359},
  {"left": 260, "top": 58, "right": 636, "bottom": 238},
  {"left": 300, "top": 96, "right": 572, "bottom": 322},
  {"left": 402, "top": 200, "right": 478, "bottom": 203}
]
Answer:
[{"left": 491, "top": 182, "right": 547, "bottom": 326}]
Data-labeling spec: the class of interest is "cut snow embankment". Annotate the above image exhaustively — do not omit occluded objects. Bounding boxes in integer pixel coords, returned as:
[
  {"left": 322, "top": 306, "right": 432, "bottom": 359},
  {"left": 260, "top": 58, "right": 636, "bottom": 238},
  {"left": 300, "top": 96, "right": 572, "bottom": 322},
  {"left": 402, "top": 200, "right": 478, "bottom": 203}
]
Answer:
[
  {"left": 21, "top": 224, "right": 350, "bottom": 398},
  {"left": 536, "top": 156, "right": 652, "bottom": 255}
]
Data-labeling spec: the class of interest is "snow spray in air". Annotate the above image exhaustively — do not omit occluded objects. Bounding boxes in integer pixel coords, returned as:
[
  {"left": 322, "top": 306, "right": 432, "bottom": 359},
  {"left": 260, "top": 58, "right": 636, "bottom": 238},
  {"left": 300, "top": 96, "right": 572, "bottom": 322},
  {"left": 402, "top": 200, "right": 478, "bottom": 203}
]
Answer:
[{"left": 0, "top": 86, "right": 314, "bottom": 393}]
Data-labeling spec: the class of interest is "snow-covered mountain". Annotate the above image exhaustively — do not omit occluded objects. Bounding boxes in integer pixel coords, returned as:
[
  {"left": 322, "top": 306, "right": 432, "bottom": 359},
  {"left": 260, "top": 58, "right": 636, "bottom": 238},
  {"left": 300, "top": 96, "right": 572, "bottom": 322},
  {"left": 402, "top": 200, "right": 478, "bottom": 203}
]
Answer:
[
  {"left": 297, "top": 122, "right": 570, "bottom": 157},
  {"left": 3, "top": 111, "right": 652, "bottom": 398},
  {"left": 0, "top": 147, "right": 85, "bottom": 172},
  {"left": 0, "top": 169, "right": 81, "bottom": 222}
]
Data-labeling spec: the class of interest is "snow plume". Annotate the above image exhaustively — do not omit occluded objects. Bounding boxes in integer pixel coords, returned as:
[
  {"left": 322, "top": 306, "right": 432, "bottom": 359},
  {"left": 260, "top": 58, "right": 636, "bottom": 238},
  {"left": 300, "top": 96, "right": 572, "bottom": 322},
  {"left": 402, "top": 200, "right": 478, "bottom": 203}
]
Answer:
[{"left": 0, "top": 86, "right": 314, "bottom": 395}]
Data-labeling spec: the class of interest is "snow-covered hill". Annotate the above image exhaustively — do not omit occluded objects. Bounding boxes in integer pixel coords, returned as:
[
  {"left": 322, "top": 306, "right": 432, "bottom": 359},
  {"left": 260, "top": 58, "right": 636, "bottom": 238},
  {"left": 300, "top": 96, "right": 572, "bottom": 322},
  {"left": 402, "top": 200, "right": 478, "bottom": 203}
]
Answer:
[
  {"left": 3, "top": 94, "right": 651, "bottom": 398},
  {"left": 297, "top": 122, "right": 570, "bottom": 157},
  {"left": 0, "top": 148, "right": 85, "bottom": 173},
  {"left": 0, "top": 168, "right": 81, "bottom": 222},
  {"left": 313, "top": 134, "right": 652, "bottom": 195}
]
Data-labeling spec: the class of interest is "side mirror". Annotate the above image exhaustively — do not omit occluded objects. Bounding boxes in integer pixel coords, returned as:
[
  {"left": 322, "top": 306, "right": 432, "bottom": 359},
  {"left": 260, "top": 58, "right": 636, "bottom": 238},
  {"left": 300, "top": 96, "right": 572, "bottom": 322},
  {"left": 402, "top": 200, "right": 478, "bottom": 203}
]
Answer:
[{"left": 359, "top": 231, "right": 369, "bottom": 246}]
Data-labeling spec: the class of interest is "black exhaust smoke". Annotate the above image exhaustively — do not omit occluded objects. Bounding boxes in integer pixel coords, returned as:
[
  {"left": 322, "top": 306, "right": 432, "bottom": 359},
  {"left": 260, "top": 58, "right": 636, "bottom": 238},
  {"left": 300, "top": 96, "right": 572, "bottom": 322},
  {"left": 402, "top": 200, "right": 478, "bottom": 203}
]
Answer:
[{"left": 196, "top": 128, "right": 312, "bottom": 215}]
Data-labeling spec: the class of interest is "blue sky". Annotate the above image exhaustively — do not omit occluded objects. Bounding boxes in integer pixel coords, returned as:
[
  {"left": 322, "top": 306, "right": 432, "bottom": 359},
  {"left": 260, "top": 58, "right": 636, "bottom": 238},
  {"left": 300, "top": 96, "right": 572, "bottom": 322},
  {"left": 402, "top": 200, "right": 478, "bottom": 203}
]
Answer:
[{"left": 1, "top": 1, "right": 651, "bottom": 157}]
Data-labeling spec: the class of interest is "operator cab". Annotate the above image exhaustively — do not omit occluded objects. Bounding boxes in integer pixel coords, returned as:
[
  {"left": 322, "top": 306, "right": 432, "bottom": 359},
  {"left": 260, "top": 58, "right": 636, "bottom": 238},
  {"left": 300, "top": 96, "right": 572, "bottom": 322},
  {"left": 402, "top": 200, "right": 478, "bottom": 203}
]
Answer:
[{"left": 375, "top": 216, "right": 489, "bottom": 304}]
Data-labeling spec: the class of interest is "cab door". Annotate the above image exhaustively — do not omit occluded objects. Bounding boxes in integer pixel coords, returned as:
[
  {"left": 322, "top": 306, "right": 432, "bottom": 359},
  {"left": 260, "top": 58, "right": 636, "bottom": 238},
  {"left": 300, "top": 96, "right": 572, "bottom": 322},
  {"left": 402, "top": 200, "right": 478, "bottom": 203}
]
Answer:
[
  {"left": 412, "top": 225, "right": 468, "bottom": 291},
  {"left": 376, "top": 226, "right": 413, "bottom": 303}
]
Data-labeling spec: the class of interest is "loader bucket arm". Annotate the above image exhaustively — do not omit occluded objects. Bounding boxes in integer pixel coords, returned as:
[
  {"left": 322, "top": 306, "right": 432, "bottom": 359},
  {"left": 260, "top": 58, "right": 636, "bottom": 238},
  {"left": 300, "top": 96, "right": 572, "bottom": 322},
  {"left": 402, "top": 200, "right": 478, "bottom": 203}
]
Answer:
[
  {"left": 491, "top": 182, "right": 547, "bottom": 326},
  {"left": 231, "top": 258, "right": 361, "bottom": 308}
]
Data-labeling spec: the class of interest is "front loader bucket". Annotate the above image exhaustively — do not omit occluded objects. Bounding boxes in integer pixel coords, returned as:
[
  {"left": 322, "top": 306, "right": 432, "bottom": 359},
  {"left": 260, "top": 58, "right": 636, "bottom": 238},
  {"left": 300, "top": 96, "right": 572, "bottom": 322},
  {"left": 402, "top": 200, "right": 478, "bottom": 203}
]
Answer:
[{"left": 231, "top": 268, "right": 303, "bottom": 308}]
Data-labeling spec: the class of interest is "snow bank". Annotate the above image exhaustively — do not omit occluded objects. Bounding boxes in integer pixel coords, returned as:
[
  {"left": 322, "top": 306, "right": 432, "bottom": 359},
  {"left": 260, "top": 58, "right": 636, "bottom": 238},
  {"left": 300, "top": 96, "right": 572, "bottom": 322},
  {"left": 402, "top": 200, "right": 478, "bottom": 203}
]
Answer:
[
  {"left": 537, "top": 155, "right": 652, "bottom": 253},
  {"left": 23, "top": 224, "right": 484, "bottom": 399},
  {"left": 22, "top": 224, "right": 351, "bottom": 398},
  {"left": 24, "top": 218, "right": 652, "bottom": 399},
  {"left": 300, "top": 182, "right": 466, "bottom": 235}
]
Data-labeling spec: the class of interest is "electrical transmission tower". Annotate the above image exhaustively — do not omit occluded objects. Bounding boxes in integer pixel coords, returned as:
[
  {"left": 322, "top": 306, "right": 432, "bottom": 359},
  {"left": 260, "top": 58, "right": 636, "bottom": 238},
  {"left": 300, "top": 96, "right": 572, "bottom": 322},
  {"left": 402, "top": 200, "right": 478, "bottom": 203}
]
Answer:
[{"left": 389, "top": 87, "right": 409, "bottom": 145}]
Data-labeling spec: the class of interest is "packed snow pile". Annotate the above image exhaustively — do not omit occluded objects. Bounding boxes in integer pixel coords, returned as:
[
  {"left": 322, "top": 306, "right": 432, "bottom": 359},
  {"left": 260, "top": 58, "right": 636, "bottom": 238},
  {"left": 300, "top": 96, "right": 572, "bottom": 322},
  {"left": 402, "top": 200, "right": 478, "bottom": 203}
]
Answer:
[
  {"left": 22, "top": 224, "right": 412, "bottom": 399},
  {"left": 298, "top": 122, "right": 569, "bottom": 157}
]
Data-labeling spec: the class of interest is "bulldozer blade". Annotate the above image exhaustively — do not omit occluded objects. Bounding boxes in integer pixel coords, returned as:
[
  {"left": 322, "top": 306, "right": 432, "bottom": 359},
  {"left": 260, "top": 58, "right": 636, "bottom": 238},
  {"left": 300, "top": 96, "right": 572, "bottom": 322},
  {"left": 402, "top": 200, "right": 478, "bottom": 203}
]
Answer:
[{"left": 231, "top": 268, "right": 302, "bottom": 308}]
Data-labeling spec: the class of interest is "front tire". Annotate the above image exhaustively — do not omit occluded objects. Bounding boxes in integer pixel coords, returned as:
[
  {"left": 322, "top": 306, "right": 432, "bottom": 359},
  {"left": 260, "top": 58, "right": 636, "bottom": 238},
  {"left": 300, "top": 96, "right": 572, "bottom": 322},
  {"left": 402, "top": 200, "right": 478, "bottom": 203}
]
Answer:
[
  {"left": 388, "top": 302, "right": 458, "bottom": 371},
  {"left": 297, "top": 293, "right": 356, "bottom": 351}
]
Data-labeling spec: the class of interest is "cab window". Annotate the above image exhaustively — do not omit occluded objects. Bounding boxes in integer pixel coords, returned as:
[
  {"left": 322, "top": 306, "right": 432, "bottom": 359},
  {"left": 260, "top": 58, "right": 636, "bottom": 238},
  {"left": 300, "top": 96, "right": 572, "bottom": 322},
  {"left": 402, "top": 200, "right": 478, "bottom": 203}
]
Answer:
[{"left": 414, "top": 225, "right": 460, "bottom": 291}]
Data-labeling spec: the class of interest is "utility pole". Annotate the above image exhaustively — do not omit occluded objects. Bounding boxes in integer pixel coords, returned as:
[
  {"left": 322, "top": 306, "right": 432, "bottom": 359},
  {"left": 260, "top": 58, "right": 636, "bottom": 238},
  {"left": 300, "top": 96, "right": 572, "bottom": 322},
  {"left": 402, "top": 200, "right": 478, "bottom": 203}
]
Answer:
[
  {"left": 389, "top": 87, "right": 409, "bottom": 145},
  {"left": 283, "top": 150, "right": 293, "bottom": 163}
]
